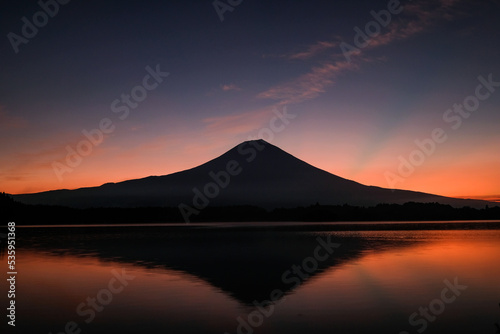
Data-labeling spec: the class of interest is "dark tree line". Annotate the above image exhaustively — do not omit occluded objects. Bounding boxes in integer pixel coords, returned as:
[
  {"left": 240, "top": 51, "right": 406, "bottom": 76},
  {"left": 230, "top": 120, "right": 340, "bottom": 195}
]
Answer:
[{"left": 1, "top": 192, "right": 500, "bottom": 225}]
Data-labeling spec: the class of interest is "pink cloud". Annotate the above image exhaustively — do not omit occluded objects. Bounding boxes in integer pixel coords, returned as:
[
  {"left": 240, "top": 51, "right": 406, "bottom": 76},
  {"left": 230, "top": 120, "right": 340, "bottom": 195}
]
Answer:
[
  {"left": 257, "top": 60, "right": 358, "bottom": 104},
  {"left": 288, "top": 40, "right": 339, "bottom": 60},
  {"left": 221, "top": 83, "right": 241, "bottom": 91},
  {"left": 257, "top": 0, "right": 467, "bottom": 105},
  {"left": 203, "top": 108, "right": 274, "bottom": 135},
  {"left": 363, "top": 0, "right": 464, "bottom": 49}
]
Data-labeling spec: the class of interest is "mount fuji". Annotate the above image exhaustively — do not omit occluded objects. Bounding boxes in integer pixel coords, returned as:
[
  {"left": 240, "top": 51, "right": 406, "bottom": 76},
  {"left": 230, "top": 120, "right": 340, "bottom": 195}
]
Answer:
[{"left": 13, "top": 140, "right": 493, "bottom": 210}]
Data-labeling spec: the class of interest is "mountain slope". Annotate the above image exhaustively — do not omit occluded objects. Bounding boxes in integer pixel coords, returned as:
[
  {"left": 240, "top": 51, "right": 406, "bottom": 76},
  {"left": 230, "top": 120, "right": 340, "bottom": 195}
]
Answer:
[{"left": 13, "top": 140, "right": 493, "bottom": 209}]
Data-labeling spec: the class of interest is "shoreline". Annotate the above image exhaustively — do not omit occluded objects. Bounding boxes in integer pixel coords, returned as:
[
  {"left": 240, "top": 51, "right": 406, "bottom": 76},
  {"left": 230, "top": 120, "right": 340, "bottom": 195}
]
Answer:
[{"left": 8, "top": 220, "right": 500, "bottom": 231}]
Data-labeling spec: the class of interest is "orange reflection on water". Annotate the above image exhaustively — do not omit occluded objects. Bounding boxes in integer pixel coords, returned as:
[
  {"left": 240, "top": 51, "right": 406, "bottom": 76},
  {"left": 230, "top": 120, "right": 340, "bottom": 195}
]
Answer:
[
  {"left": 269, "top": 230, "right": 500, "bottom": 332},
  {"left": 12, "top": 251, "right": 241, "bottom": 333}
]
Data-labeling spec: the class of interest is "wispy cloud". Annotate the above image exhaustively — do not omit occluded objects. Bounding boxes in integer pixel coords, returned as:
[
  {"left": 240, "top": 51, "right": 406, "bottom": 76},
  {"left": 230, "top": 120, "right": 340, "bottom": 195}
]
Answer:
[
  {"left": 0, "top": 145, "right": 67, "bottom": 192},
  {"left": 263, "top": 40, "right": 339, "bottom": 60},
  {"left": 362, "top": 0, "right": 463, "bottom": 49},
  {"left": 257, "top": 61, "right": 358, "bottom": 105},
  {"left": 257, "top": 0, "right": 468, "bottom": 105},
  {"left": 287, "top": 40, "right": 339, "bottom": 60},
  {"left": 456, "top": 195, "right": 500, "bottom": 203},
  {"left": 221, "top": 83, "right": 241, "bottom": 92},
  {"left": 203, "top": 108, "right": 273, "bottom": 136}
]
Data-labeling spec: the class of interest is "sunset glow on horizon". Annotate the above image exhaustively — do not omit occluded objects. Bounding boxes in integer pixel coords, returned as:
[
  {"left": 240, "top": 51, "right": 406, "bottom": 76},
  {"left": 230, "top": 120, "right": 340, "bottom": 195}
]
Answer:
[{"left": 1, "top": 0, "right": 499, "bottom": 202}]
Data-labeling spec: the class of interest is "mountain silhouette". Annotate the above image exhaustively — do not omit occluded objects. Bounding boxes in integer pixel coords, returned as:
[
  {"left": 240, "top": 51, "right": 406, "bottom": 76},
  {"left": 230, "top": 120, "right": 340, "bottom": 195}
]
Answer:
[{"left": 13, "top": 139, "right": 493, "bottom": 209}]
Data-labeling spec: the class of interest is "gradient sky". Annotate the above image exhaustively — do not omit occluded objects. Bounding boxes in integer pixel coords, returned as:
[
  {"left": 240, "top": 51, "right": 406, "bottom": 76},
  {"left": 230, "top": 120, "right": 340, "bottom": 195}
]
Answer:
[{"left": 1, "top": 0, "right": 499, "bottom": 201}]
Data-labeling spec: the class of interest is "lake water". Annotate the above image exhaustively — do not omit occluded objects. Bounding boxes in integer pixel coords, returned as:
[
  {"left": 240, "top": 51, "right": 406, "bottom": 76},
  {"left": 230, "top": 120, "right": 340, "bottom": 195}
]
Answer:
[{"left": 2, "top": 223, "right": 500, "bottom": 334}]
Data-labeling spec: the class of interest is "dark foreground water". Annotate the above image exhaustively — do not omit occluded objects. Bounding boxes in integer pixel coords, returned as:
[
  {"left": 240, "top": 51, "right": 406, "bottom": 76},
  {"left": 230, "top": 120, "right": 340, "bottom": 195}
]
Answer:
[{"left": 1, "top": 222, "right": 500, "bottom": 334}]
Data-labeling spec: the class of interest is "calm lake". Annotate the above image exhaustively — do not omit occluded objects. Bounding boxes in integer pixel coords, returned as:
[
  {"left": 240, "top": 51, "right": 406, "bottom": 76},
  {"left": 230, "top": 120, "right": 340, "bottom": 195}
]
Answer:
[{"left": 2, "top": 222, "right": 500, "bottom": 334}]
